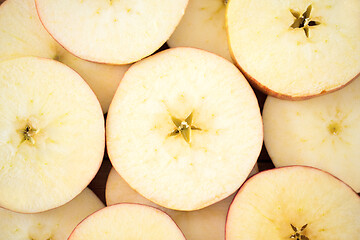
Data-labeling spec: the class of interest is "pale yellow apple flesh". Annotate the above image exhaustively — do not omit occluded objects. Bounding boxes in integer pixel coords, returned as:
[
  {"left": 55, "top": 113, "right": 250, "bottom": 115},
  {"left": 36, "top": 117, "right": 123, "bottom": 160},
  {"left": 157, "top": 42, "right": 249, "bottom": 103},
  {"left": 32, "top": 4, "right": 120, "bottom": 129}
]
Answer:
[
  {"left": 0, "top": 0, "right": 130, "bottom": 113},
  {"left": 226, "top": 166, "right": 360, "bottom": 240},
  {"left": 0, "top": 188, "right": 104, "bottom": 240},
  {"left": 227, "top": 0, "right": 360, "bottom": 98},
  {"left": 68, "top": 203, "right": 186, "bottom": 240},
  {"left": 106, "top": 47, "right": 263, "bottom": 211},
  {"left": 35, "top": 0, "right": 188, "bottom": 65},
  {"left": 168, "top": 0, "right": 232, "bottom": 61},
  {"left": 263, "top": 77, "right": 360, "bottom": 192},
  {"left": 0, "top": 57, "right": 104, "bottom": 213}
]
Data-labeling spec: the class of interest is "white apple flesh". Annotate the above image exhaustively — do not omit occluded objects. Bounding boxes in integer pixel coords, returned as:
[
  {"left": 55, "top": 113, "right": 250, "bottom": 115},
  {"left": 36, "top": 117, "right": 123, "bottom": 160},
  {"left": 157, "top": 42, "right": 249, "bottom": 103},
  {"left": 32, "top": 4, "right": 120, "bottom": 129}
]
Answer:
[
  {"left": 0, "top": 57, "right": 104, "bottom": 213},
  {"left": 226, "top": 166, "right": 360, "bottom": 240},
  {"left": 0, "top": 188, "right": 104, "bottom": 240}
]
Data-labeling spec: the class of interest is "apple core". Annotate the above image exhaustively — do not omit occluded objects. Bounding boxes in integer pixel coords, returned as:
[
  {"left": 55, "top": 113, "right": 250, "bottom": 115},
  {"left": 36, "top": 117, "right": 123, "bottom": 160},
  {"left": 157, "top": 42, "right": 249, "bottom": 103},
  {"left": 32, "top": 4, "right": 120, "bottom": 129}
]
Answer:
[
  {"left": 19, "top": 122, "right": 38, "bottom": 145},
  {"left": 289, "top": 224, "right": 309, "bottom": 240},
  {"left": 290, "top": 5, "right": 320, "bottom": 38}
]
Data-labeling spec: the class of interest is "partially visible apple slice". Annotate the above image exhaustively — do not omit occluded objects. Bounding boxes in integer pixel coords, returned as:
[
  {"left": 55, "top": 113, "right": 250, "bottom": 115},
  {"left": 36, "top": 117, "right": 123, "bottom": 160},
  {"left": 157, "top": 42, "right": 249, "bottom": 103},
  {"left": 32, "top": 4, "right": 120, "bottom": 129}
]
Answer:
[
  {"left": 226, "top": 0, "right": 360, "bottom": 99},
  {"left": 0, "top": 0, "right": 130, "bottom": 113},
  {"left": 226, "top": 166, "right": 360, "bottom": 240},
  {"left": 68, "top": 203, "right": 186, "bottom": 240},
  {"left": 263, "top": 76, "right": 360, "bottom": 192},
  {"left": 0, "top": 57, "right": 104, "bottom": 213},
  {"left": 35, "top": 0, "right": 188, "bottom": 65},
  {"left": 0, "top": 188, "right": 104, "bottom": 240},
  {"left": 167, "top": 0, "right": 232, "bottom": 61}
]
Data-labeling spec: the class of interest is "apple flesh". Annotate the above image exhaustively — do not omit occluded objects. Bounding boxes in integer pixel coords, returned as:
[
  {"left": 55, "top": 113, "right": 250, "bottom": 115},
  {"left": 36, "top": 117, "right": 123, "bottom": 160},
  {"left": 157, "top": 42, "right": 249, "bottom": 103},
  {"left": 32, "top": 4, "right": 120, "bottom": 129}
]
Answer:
[
  {"left": 226, "top": 0, "right": 360, "bottom": 99},
  {"left": 0, "top": 57, "right": 104, "bottom": 213},
  {"left": 226, "top": 166, "right": 360, "bottom": 240},
  {"left": 68, "top": 203, "right": 186, "bottom": 240},
  {"left": 263, "top": 76, "right": 360, "bottom": 192},
  {"left": 0, "top": 188, "right": 104, "bottom": 240}
]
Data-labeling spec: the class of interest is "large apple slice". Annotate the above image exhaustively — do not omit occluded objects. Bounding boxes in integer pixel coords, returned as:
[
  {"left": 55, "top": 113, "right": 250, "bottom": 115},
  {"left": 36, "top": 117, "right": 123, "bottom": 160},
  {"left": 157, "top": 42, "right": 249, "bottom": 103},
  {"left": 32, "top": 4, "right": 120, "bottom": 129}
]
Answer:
[
  {"left": 68, "top": 203, "right": 186, "bottom": 240},
  {"left": 35, "top": 0, "right": 188, "bottom": 65},
  {"left": 0, "top": 0, "right": 130, "bottom": 113},
  {"left": 227, "top": 0, "right": 360, "bottom": 99},
  {"left": 226, "top": 166, "right": 360, "bottom": 240},
  {"left": 0, "top": 188, "right": 104, "bottom": 240},
  {"left": 0, "top": 57, "right": 104, "bottom": 213},
  {"left": 167, "top": 0, "right": 232, "bottom": 61},
  {"left": 107, "top": 47, "right": 263, "bottom": 211},
  {"left": 263, "top": 76, "right": 360, "bottom": 192}
]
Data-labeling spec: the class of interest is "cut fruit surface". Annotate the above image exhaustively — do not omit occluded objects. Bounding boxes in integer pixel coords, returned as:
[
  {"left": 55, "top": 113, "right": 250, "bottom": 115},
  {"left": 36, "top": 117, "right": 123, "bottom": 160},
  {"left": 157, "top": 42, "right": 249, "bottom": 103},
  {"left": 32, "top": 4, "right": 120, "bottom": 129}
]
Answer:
[
  {"left": 226, "top": 166, "right": 360, "bottom": 240},
  {"left": 227, "top": 0, "right": 360, "bottom": 99},
  {"left": 35, "top": 0, "right": 188, "bottom": 64},
  {"left": 0, "top": 188, "right": 104, "bottom": 240},
  {"left": 168, "top": 0, "right": 232, "bottom": 61},
  {"left": 68, "top": 203, "right": 186, "bottom": 240},
  {"left": 0, "top": 57, "right": 104, "bottom": 213},
  {"left": 0, "top": 0, "right": 130, "bottom": 113},
  {"left": 106, "top": 47, "right": 263, "bottom": 211},
  {"left": 263, "top": 77, "right": 360, "bottom": 192}
]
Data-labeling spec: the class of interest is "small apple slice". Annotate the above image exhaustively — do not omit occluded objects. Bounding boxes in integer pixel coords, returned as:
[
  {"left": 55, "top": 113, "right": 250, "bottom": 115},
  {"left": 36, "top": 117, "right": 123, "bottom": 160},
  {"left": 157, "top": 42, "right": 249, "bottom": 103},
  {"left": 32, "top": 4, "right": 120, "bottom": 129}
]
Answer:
[
  {"left": 35, "top": 0, "right": 188, "bottom": 65},
  {"left": 227, "top": 0, "right": 360, "bottom": 99},
  {"left": 68, "top": 203, "right": 186, "bottom": 240},
  {"left": 107, "top": 47, "right": 263, "bottom": 211},
  {"left": 167, "top": 0, "right": 232, "bottom": 61},
  {"left": 226, "top": 166, "right": 360, "bottom": 240},
  {"left": 263, "top": 77, "right": 360, "bottom": 192},
  {"left": 0, "top": 188, "right": 104, "bottom": 240},
  {"left": 0, "top": 57, "right": 104, "bottom": 213},
  {"left": 0, "top": 0, "right": 130, "bottom": 113}
]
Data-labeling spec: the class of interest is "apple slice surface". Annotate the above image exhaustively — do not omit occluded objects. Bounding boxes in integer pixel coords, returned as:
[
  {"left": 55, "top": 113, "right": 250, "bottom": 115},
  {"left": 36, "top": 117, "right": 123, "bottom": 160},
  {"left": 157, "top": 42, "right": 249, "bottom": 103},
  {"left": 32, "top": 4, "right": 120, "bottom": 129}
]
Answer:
[
  {"left": 0, "top": 0, "right": 130, "bottom": 113},
  {"left": 227, "top": 0, "right": 360, "bottom": 99},
  {"left": 263, "top": 77, "right": 360, "bottom": 192},
  {"left": 35, "top": 0, "right": 188, "bottom": 65},
  {"left": 167, "top": 0, "right": 232, "bottom": 61},
  {"left": 68, "top": 203, "right": 186, "bottom": 240},
  {"left": 226, "top": 166, "right": 360, "bottom": 240},
  {"left": 0, "top": 188, "right": 104, "bottom": 240},
  {"left": 0, "top": 57, "right": 104, "bottom": 213},
  {"left": 107, "top": 47, "right": 263, "bottom": 211}
]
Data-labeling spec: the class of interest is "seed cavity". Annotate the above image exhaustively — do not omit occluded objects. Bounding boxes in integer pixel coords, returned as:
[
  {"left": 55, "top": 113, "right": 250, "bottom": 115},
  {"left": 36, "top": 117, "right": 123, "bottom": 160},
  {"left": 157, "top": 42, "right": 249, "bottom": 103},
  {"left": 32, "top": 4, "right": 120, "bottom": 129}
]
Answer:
[
  {"left": 290, "top": 223, "right": 309, "bottom": 240},
  {"left": 290, "top": 5, "right": 320, "bottom": 37},
  {"left": 169, "top": 112, "right": 201, "bottom": 143}
]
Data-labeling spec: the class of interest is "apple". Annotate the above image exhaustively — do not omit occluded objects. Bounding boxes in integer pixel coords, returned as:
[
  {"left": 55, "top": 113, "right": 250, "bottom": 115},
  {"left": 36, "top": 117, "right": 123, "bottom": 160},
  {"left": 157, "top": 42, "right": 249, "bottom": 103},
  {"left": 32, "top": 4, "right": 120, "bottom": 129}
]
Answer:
[
  {"left": 68, "top": 203, "right": 186, "bottom": 240},
  {"left": 0, "top": 0, "right": 130, "bottom": 113},
  {"left": 35, "top": 0, "right": 188, "bottom": 65},
  {"left": 167, "top": 0, "right": 232, "bottom": 61},
  {"left": 226, "top": 166, "right": 360, "bottom": 240},
  {"left": 0, "top": 188, "right": 104, "bottom": 240},
  {"left": 0, "top": 57, "right": 104, "bottom": 213},
  {"left": 226, "top": 0, "right": 360, "bottom": 99},
  {"left": 263, "top": 76, "right": 360, "bottom": 192},
  {"left": 106, "top": 47, "right": 263, "bottom": 211}
]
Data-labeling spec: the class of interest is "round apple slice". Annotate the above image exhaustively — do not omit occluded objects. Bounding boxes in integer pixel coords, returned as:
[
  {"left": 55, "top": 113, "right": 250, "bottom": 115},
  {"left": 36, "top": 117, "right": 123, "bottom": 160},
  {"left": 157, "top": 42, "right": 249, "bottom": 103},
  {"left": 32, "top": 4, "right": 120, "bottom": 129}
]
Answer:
[
  {"left": 0, "top": 0, "right": 130, "bottom": 113},
  {"left": 106, "top": 47, "right": 263, "bottom": 211},
  {"left": 263, "top": 77, "right": 360, "bottom": 192},
  {"left": 227, "top": 0, "right": 360, "bottom": 99},
  {"left": 167, "top": 0, "right": 232, "bottom": 61},
  {"left": 0, "top": 57, "right": 105, "bottom": 213},
  {"left": 68, "top": 203, "right": 186, "bottom": 240},
  {"left": 35, "top": 0, "right": 188, "bottom": 65},
  {"left": 0, "top": 188, "right": 104, "bottom": 240},
  {"left": 226, "top": 166, "right": 360, "bottom": 240}
]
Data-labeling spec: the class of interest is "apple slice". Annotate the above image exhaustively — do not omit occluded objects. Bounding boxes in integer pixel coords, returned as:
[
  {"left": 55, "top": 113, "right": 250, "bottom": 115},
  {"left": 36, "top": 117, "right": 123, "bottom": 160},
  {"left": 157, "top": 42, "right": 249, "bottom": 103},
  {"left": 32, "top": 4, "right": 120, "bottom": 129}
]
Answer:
[
  {"left": 227, "top": 0, "right": 360, "bottom": 99},
  {"left": 167, "top": 0, "right": 232, "bottom": 61},
  {"left": 0, "top": 57, "right": 104, "bottom": 213},
  {"left": 0, "top": 188, "right": 104, "bottom": 240},
  {"left": 106, "top": 47, "right": 263, "bottom": 211},
  {"left": 226, "top": 166, "right": 360, "bottom": 240},
  {"left": 35, "top": 0, "right": 188, "bottom": 65},
  {"left": 0, "top": 0, "right": 130, "bottom": 113},
  {"left": 68, "top": 203, "right": 186, "bottom": 240},
  {"left": 263, "top": 77, "right": 360, "bottom": 192}
]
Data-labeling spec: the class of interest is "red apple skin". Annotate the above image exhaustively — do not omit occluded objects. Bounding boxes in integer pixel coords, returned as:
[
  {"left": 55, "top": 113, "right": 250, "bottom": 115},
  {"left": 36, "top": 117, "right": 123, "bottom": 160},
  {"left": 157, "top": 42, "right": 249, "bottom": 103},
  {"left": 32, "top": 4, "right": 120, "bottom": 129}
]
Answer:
[{"left": 224, "top": 165, "right": 360, "bottom": 240}]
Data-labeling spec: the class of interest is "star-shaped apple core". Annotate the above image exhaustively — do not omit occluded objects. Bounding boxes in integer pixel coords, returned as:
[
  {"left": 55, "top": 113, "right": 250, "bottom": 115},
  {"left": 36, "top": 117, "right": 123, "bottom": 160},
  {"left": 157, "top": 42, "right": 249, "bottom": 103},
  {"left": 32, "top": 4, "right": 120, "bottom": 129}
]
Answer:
[
  {"left": 169, "top": 112, "right": 201, "bottom": 143},
  {"left": 290, "top": 224, "right": 309, "bottom": 240},
  {"left": 18, "top": 123, "right": 38, "bottom": 145},
  {"left": 290, "top": 5, "right": 320, "bottom": 37}
]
